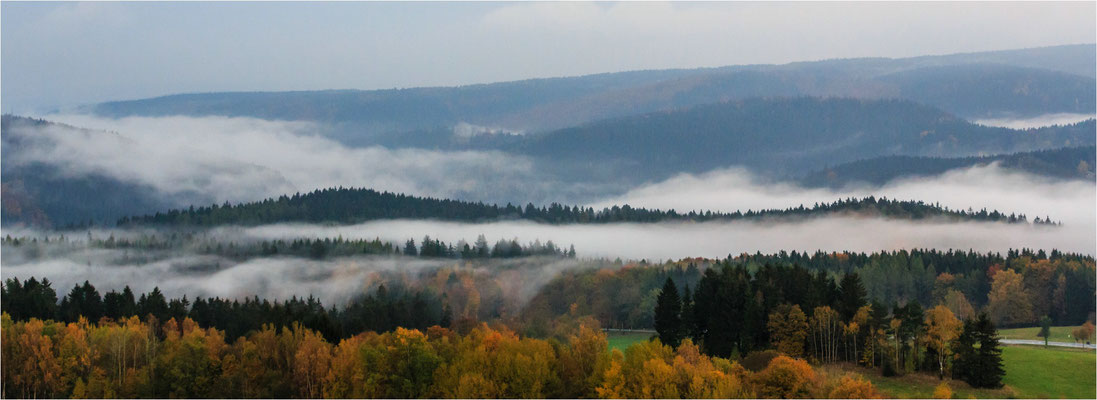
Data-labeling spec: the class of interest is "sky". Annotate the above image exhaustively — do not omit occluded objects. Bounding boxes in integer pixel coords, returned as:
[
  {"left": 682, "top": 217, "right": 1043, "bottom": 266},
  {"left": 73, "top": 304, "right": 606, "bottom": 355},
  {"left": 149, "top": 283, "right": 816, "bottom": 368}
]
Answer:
[{"left": 2, "top": 1, "right": 1095, "bottom": 112}]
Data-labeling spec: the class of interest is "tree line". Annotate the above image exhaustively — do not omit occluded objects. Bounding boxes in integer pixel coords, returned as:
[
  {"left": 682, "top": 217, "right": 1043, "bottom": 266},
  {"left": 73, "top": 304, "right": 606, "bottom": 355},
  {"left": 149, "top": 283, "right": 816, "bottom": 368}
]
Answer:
[
  {"left": 2, "top": 233, "right": 577, "bottom": 261},
  {"left": 522, "top": 248, "right": 1094, "bottom": 335},
  {"left": 653, "top": 266, "right": 1010, "bottom": 388},
  {"left": 1, "top": 278, "right": 449, "bottom": 343},
  {"left": 2, "top": 313, "right": 890, "bottom": 399},
  {"left": 116, "top": 187, "right": 1040, "bottom": 227}
]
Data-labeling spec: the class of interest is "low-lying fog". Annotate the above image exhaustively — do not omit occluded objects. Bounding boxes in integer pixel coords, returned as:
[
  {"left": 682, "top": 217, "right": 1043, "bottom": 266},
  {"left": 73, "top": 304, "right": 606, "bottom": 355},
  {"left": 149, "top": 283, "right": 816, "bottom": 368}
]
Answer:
[
  {"left": 0, "top": 245, "right": 589, "bottom": 307},
  {"left": 592, "top": 163, "right": 1096, "bottom": 228},
  {"left": 232, "top": 216, "right": 1094, "bottom": 260},
  {"left": 12, "top": 114, "right": 599, "bottom": 206},
  {"left": 972, "top": 113, "right": 1095, "bottom": 129},
  {"left": 4, "top": 114, "right": 1094, "bottom": 305},
  {"left": 4, "top": 215, "right": 1088, "bottom": 306}
]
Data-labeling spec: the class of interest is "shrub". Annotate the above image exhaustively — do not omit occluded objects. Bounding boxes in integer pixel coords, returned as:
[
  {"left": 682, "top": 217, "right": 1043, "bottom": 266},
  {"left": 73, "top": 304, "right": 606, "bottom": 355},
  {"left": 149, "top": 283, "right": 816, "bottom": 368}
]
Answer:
[
  {"left": 933, "top": 382, "right": 953, "bottom": 399},
  {"left": 741, "top": 350, "right": 782, "bottom": 372}
]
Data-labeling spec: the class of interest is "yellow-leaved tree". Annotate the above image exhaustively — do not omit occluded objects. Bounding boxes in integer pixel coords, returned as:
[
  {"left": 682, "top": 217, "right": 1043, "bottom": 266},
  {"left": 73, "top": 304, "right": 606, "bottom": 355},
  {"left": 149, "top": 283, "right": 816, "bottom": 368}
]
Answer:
[
  {"left": 924, "top": 305, "right": 961, "bottom": 379},
  {"left": 767, "top": 304, "right": 808, "bottom": 358}
]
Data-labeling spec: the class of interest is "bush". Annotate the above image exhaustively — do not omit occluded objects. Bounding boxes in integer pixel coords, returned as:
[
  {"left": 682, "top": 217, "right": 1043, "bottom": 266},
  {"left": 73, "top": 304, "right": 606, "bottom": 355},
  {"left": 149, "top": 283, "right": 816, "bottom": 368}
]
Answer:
[
  {"left": 741, "top": 350, "right": 782, "bottom": 372},
  {"left": 827, "top": 374, "right": 880, "bottom": 399},
  {"left": 933, "top": 382, "right": 953, "bottom": 399},
  {"left": 751, "top": 355, "right": 818, "bottom": 399}
]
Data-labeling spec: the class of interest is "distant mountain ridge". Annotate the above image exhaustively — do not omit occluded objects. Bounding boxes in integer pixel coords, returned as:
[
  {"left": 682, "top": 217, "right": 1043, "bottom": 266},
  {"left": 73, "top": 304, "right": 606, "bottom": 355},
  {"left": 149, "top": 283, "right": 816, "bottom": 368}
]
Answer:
[
  {"left": 86, "top": 45, "right": 1096, "bottom": 139},
  {"left": 5, "top": 97, "right": 1094, "bottom": 227},
  {"left": 509, "top": 97, "right": 1096, "bottom": 178}
]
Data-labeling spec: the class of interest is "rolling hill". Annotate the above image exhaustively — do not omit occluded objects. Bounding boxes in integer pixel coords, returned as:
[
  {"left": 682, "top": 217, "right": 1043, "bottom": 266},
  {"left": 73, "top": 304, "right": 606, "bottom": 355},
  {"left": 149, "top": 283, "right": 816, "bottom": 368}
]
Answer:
[
  {"left": 511, "top": 98, "right": 1096, "bottom": 178},
  {"left": 85, "top": 45, "right": 1096, "bottom": 141},
  {"left": 119, "top": 188, "right": 1040, "bottom": 228}
]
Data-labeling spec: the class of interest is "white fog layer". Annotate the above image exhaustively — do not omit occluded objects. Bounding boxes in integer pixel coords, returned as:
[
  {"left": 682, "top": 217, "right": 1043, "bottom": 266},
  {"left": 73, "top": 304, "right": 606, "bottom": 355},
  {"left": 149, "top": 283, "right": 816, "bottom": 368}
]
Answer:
[
  {"left": 591, "top": 164, "right": 1097, "bottom": 227},
  {"left": 0, "top": 250, "right": 585, "bottom": 307},
  {"left": 230, "top": 216, "right": 1095, "bottom": 261},
  {"left": 12, "top": 114, "right": 560, "bottom": 204},
  {"left": 972, "top": 113, "right": 1096, "bottom": 129}
]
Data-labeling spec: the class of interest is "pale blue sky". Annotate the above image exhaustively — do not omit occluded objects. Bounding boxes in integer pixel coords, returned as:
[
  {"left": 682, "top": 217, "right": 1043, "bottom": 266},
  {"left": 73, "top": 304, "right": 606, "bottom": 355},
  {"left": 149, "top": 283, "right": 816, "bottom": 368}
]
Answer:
[{"left": 3, "top": 1, "right": 1094, "bottom": 112}]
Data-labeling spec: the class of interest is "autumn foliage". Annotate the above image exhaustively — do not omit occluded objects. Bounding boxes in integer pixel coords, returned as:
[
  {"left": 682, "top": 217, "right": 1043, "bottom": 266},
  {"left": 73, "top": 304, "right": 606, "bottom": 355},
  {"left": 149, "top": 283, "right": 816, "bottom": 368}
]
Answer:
[{"left": 1, "top": 313, "right": 880, "bottom": 399}]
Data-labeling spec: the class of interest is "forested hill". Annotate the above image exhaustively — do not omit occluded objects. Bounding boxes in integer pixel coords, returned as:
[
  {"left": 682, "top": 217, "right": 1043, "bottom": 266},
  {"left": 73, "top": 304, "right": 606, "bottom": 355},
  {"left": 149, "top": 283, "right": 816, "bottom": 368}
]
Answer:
[
  {"left": 512, "top": 98, "right": 1096, "bottom": 177},
  {"left": 118, "top": 187, "right": 1046, "bottom": 227},
  {"left": 801, "top": 145, "right": 1097, "bottom": 188},
  {"left": 87, "top": 45, "right": 1094, "bottom": 136}
]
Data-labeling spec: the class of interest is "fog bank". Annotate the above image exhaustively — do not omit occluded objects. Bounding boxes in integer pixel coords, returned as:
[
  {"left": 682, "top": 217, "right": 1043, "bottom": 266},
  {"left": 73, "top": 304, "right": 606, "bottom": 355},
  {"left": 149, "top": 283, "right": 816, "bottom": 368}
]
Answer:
[
  {"left": 11, "top": 114, "right": 582, "bottom": 206},
  {"left": 973, "top": 113, "right": 1095, "bottom": 129},
  {"left": 591, "top": 164, "right": 1096, "bottom": 228},
  {"left": 229, "top": 216, "right": 1095, "bottom": 260}
]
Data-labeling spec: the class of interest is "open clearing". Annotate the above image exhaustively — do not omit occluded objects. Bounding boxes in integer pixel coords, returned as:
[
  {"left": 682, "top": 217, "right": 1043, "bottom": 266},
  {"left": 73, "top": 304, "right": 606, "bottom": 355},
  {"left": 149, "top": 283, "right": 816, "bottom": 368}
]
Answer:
[
  {"left": 841, "top": 345, "right": 1096, "bottom": 398},
  {"left": 606, "top": 331, "right": 653, "bottom": 352},
  {"left": 999, "top": 326, "right": 1089, "bottom": 344},
  {"left": 1001, "top": 344, "right": 1096, "bottom": 399}
]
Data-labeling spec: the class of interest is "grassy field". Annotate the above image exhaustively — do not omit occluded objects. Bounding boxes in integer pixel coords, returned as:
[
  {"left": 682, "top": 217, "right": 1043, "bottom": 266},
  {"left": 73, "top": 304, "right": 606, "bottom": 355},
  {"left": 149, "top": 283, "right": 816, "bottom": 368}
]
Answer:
[
  {"left": 999, "top": 326, "right": 1085, "bottom": 343},
  {"left": 606, "top": 331, "right": 653, "bottom": 352},
  {"left": 1001, "top": 345, "right": 1096, "bottom": 399},
  {"left": 838, "top": 345, "right": 1096, "bottom": 399},
  {"left": 605, "top": 333, "right": 1095, "bottom": 398},
  {"left": 827, "top": 364, "right": 1012, "bottom": 399}
]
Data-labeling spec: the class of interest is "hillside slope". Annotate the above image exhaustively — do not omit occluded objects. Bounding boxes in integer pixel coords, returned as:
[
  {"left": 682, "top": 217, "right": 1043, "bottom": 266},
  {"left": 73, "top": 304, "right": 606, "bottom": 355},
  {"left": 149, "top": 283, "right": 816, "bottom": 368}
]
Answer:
[
  {"left": 513, "top": 98, "right": 1096, "bottom": 177},
  {"left": 87, "top": 45, "right": 1096, "bottom": 139}
]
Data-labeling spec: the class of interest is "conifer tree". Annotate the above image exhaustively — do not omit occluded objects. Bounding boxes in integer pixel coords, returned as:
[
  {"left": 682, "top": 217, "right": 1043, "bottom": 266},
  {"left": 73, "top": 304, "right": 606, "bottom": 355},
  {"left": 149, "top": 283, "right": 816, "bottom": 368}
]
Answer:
[
  {"left": 838, "top": 273, "right": 867, "bottom": 321},
  {"left": 654, "top": 277, "right": 682, "bottom": 348}
]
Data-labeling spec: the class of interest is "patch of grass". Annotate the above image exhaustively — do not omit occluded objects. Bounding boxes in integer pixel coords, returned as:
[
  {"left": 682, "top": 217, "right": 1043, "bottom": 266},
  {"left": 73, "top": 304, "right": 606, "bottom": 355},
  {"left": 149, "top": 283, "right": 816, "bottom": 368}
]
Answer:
[
  {"left": 826, "top": 364, "right": 1010, "bottom": 399},
  {"left": 999, "top": 326, "right": 1084, "bottom": 343},
  {"left": 1001, "top": 345, "right": 1096, "bottom": 399},
  {"left": 606, "top": 331, "right": 653, "bottom": 352},
  {"left": 830, "top": 345, "right": 1095, "bottom": 398}
]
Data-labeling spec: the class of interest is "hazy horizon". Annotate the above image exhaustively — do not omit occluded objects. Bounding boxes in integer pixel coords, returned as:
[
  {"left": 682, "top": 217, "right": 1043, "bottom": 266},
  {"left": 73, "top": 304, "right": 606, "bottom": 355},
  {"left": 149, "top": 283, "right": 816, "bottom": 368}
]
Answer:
[{"left": 3, "top": 1, "right": 1094, "bottom": 112}]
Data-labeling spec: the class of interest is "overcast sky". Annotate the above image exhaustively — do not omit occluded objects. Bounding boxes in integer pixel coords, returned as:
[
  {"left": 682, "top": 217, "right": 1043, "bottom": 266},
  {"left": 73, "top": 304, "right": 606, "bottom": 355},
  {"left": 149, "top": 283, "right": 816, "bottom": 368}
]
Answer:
[{"left": 2, "top": 1, "right": 1094, "bottom": 112}]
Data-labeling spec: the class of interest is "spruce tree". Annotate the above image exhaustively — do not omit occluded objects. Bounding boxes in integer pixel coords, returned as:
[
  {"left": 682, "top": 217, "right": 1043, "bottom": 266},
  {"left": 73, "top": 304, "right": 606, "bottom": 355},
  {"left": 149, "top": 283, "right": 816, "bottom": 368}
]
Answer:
[
  {"left": 838, "top": 272, "right": 868, "bottom": 321},
  {"left": 973, "top": 313, "right": 1005, "bottom": 388},
  {"left": 680, "top": 284, "right": 694, "bottom": 340},
  {"left": 654, "top": 277, "right": 682, "bottom": 348},
  {"left": 953, "top": 313, "right": 1005, "bottom": 388},
  {"left": 951, "top": 318, "right": 977, "bottom": 382}
]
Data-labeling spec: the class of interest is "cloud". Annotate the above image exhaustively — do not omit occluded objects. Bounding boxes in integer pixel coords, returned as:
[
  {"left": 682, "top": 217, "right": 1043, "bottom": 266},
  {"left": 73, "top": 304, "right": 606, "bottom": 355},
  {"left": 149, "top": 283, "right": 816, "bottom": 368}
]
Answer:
[
  {"left": 590, "top": 164, "right": 1097, "bottom": 228},
  {"left": 973, "top": 113, "right": 1096, "bottom": 129},
  {"left": 7, "top": 114, "right": 573, "bottom": 206},
  {"left": 0, "top": 250, "right": 449, "bottom": 307},
  {"left": 481, "top": 2, "right": 1095, "bottom": 61},
  {"left": 0, "top": 238, "right": 590, "bottom": 309},
  {"left": 452, "top": 122, "right": 523, "bottom": 138},
  {"left": 223, "top": 214, "right": 1094, "bottom": 262}
]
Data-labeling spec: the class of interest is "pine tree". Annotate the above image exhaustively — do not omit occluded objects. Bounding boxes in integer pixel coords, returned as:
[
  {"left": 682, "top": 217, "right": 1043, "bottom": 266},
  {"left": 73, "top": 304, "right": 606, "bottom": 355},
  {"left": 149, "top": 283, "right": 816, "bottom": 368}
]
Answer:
[
  {"left": 953, "top": 313, "right": 1005, "bottom": 388},
  {"left": 972, "top": 313, "right": 1005, "bottom": 388},
  {"left": 680, "top": 285, "right": 694, "bottom": 340},
  {"left": 654, "top": 277, "right": 682, "bottom": 348},
  {"left": 838, "top": 273, "right": 867, "bottom": 322}
]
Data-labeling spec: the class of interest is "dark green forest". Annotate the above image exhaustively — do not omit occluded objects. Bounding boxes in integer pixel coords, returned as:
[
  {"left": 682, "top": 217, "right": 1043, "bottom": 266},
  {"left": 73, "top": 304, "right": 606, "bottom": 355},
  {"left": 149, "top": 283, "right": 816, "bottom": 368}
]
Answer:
[{"left": 118, "top": 189, "right": 1045, "bottom": 227}]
